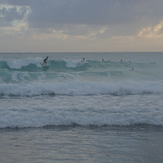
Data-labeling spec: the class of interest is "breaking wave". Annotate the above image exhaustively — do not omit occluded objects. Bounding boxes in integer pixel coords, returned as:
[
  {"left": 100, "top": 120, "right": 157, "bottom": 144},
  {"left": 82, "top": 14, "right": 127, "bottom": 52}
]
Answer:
[
  {"left": 0, "top": 54, "right": 163, "bottom": 129},
  {"left": 0, "top": 105, "right": 162, "bottom": 128},
  {"left": 0, "top": 58, "right": 163, "bottom": 97},
  {"left": 0, "top": 81, "right": 163, "bottom": 97}
]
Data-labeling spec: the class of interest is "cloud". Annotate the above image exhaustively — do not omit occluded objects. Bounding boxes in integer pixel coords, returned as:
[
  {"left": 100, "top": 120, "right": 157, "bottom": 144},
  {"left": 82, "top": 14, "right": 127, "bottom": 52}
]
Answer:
[
  {"left": 1, "top": 0, "right": 163, "bottom": 52},
  {"left": 0, "top": 1, "right": 146, "bottom": 25},
  {"left": 138, "top": 22, "right": 163, "bottom": 38},
  {"left": 26, "top": 0, "right": 139, "bottom": 28},
  {"left": 0, "top": 5, "right": 30, "bottom": 27},
  {"left": 0, "top": 0, "right": 162, "bottom": 40},
  {"left": 1, "top": 0, "right": 163, "bottom": 30}
]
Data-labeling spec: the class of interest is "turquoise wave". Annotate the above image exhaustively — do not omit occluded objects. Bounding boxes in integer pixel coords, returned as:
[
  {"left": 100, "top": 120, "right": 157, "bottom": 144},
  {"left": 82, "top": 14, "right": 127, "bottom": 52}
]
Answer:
[
  {"left": 0, "top": 60, "right": 90, "bottom": 72},
  {"left": 0, "top": 59, "right": 157, "bottom": 71},
  {"left": 0, "top": 59, "right": 162, "bottom": 84},
  {"left": 0, "top": 58, "right": 163, "bottom": 97}
]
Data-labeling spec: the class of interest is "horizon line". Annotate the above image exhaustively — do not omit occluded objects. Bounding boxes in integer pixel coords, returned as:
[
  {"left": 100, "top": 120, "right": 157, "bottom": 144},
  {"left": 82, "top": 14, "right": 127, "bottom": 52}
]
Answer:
[{"left": 0, "top": 51, "right": 163, "bottom": 53}]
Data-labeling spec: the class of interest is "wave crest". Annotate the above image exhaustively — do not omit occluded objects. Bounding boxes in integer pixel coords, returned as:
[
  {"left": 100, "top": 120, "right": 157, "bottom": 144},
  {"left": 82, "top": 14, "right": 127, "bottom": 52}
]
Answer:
[
  {"left": 0, "top": 106, "right": 162, "bottom": 128},
  {"left": 0, "top": 81, "right": 163, "bottom": 97}
]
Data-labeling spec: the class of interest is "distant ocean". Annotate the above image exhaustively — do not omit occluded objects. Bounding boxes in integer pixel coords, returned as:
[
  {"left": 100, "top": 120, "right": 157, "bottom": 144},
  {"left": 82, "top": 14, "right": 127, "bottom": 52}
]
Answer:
[{"left": 0, "top": 52, "right": 163, "bottom": 162}]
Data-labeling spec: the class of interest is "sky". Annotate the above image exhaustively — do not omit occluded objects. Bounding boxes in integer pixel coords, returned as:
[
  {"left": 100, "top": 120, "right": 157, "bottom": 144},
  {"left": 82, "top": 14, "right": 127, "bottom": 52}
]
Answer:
[{"left": 0, "top": 0, "right": 163, "bottom": 52}]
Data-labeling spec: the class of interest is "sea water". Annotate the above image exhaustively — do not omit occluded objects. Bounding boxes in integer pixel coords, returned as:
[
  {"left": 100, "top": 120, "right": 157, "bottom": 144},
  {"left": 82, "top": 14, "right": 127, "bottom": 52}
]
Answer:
[{"left": 0, "top": 52, "right": 163, "bottom": 162}]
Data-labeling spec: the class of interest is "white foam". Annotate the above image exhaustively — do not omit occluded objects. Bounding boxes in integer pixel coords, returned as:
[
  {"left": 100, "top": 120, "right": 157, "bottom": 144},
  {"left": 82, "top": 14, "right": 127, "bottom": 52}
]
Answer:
[
  {"left": 7, "top": 58, "right": 42, "bottom": 69},
  {"left": 0, "top": 81, "right": 163, "bottom": 97},
  {"left": 66, "top": 60, "right": 81, "bottom": 68},
  {"left": 0, "top": 105, "right": 162, "bottom": 128}
]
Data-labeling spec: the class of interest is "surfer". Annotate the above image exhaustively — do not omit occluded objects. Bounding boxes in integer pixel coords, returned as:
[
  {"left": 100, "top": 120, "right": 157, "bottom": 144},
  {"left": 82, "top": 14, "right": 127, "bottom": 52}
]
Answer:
[
  {"left": 43, "top": 56, "right": 48, "bottom": 65},
  {"left": 102, "top": 58, "right": 104, "bottom": 62},
  {"left": 81, "top": 58, "right": 85, "bottom": 62},
  {"left": 129, "top": 67, "right": 134, "bottom": 71}
]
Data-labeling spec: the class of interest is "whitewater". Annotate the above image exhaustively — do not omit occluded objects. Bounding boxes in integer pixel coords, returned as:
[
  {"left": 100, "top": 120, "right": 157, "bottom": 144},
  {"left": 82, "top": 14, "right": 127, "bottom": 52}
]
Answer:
[
  {"left": 1, "top": 52, "right": 163, "bottom": 163},
  {"left": 0, "top": 52, "right": 163, "bottom": 128}
]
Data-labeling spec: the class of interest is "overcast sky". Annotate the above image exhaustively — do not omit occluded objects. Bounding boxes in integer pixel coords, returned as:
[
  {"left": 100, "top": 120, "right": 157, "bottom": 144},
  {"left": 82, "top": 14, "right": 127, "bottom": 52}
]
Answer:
[{"left": 0, "top": 0, "right": 163, "bottom": 52}]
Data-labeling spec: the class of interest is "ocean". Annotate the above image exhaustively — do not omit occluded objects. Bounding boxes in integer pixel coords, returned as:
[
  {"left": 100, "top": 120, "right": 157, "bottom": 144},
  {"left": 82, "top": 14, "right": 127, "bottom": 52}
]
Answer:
[{"left": 0, "top": 52, "right": 163, "bottom": 162}]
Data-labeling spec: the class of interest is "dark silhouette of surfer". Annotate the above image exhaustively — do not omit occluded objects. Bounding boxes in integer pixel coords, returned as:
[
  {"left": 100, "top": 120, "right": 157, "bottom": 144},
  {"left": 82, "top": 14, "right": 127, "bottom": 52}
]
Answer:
[
  {"left": 81, "top": 58, "right": 85, "bottom": 62},
  {"left": 130, "top": 67, "right": 134, "bottom": 71},
  {"left": 43, "top": 56, "right": 48, "bottom": 65}
]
